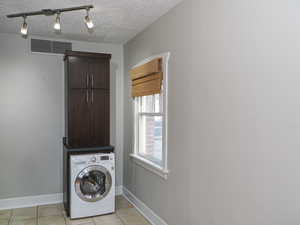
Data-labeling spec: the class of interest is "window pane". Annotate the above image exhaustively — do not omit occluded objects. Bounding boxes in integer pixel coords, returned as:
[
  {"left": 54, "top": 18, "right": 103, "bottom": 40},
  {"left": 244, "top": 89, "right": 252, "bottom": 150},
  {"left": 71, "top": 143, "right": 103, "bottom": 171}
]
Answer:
[
  {"left": 138, "top": 115, "right": 163, "bottom": 165},
  {"left": 139, "top": 94, "right": 161, "bottom": 113},
  {"left": 141, "top": 95, "right": 154, "bottom": 112},
  {"left": 154, "top": 94, "right": 161, "bottom": 113}
]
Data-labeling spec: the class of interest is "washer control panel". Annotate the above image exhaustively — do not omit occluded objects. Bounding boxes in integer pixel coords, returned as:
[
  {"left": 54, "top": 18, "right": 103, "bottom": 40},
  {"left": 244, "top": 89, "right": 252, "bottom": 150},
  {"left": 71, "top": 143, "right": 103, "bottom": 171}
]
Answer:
[
  {"left": 88, "top": 154, "right": 113, "bottom": 163},
  {"left": 100, "top": 155, "right": 109, "bottom": 161},
  {"left": 71, "top": 153, "right": 114, "bottom": 165}
]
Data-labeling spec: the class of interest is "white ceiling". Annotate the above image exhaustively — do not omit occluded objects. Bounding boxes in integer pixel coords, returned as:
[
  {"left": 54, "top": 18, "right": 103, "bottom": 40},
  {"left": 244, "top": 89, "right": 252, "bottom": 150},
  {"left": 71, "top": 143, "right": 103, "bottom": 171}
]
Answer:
[{"left": 0, "top": 0, "right": 182, "bottom": 44}]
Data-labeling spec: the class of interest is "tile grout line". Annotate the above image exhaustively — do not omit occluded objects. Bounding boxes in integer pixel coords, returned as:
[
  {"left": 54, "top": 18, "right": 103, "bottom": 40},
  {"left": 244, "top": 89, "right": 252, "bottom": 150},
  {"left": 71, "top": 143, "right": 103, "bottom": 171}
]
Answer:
[
  {"left": 62, "top": 213, "right": 67, "bottom": 225},
  {"left": 115, "top": 212, "right": 126, "bottom": 225},
  {"left": 62, "top": 205, "right": 68, "bottom": 225},
  {"left": 36, "top": 206, "right": 38, "bottom": 225},
  {"left": 91, "top": 216, "right": 96, "bottom": 225},
  {"left": 7, "top": 209, "right": 12, "bottom": 225}
]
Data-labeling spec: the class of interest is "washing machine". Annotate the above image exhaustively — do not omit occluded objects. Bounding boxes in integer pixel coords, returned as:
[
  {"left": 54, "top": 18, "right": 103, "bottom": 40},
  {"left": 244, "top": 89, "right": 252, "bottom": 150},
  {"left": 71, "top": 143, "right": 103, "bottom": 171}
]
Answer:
[{"left": 70, "top": 153, "right": 115, "bottom": 219}]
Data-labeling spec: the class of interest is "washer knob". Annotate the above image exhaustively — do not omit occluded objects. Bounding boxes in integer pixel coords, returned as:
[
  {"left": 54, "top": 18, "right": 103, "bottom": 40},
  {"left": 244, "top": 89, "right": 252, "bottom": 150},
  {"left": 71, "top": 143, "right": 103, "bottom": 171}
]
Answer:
[{"left": 91, "top": 156, "right": 96, "bottom": 162}]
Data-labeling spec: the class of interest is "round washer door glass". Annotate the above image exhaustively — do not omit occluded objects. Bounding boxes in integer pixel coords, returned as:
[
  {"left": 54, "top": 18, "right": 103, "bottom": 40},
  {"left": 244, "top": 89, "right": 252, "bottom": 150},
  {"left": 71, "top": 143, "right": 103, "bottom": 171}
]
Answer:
[{"left": 75, "top": 165, "right": 112, "bottom": 202}]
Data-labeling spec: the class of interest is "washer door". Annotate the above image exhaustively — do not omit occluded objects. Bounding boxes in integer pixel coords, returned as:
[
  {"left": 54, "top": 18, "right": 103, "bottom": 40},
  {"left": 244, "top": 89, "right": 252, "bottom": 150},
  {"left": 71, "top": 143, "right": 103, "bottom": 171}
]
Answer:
[{"left": 75, "top": 165, "right": 112, "bottom": 202}]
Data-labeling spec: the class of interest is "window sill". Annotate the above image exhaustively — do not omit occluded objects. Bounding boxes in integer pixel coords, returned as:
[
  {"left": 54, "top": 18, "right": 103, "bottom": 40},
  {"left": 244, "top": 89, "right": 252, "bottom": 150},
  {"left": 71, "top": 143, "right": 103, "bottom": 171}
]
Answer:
[{"left": 130, "top": 154, "right": 169, "bottom": 180}]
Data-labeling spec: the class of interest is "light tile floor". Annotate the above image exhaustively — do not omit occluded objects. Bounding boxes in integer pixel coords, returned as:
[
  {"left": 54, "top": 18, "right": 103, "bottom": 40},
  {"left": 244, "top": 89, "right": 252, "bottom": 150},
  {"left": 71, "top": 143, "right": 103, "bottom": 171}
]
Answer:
[{"left": 0, "top": 196, "right": 151, "bottom": 225}]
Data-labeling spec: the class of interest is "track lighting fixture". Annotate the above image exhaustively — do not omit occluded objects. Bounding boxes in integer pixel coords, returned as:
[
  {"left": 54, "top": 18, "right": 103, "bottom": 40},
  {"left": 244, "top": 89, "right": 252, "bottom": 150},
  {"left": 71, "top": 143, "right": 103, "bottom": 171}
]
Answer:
[
  {"left": 7, "top": 5, "right": 94, "bottom": 37},
  {"left": 54, "top": 13, "right": 61, "bottom": 31},
  {"left": 20, "top": 16, "right": 28, "bottom": 37},
  {"left": 84, "top": 8, "right": 94, "bottom": 29}
]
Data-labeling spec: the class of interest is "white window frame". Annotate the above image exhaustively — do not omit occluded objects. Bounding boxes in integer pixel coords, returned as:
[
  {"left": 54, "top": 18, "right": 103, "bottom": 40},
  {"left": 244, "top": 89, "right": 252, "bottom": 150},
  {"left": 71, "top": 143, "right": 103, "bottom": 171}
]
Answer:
[{"left": 130, "top": 52, "right": 170, "bottom": 180}]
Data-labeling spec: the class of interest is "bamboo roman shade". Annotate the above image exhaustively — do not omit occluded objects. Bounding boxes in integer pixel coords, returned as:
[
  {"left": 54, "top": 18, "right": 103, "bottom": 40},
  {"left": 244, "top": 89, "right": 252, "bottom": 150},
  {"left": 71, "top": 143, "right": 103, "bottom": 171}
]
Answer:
[{"left": 130, "top": 58, "right": 163, "bottom": 97}]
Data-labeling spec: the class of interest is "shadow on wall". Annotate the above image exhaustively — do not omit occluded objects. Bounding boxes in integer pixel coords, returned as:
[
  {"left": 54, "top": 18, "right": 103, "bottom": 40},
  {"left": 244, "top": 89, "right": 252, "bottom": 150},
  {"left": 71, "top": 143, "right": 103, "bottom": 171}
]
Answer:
[
  {"left": 110, "top": 61, "right": 122, "bottom": 186},
  {"left": 110, "top": 62, "right": 118, "bottom": 146}
]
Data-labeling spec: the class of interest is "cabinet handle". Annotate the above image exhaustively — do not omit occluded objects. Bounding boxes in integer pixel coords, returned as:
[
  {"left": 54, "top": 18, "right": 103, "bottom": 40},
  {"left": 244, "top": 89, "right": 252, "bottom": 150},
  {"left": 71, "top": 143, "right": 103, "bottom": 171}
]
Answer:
[
  {"left": 91, "top": 90, "right": 94, "bottom": 104},
  {"left": 91, "top": 74, "right": 94, "bottom": 88},
  {"left": 86, "top": 89, "right": 89, "bottom": 103},
  {"left": 86, "top": 74, "right": 89, "bottom": 88}
]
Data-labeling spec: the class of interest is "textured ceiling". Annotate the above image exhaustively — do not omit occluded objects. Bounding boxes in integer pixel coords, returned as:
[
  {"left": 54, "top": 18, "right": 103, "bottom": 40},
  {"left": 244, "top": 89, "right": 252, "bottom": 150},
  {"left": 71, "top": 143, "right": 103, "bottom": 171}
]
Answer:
[{"left": 0, "top": 0, "right": 182, "bottom": 44}]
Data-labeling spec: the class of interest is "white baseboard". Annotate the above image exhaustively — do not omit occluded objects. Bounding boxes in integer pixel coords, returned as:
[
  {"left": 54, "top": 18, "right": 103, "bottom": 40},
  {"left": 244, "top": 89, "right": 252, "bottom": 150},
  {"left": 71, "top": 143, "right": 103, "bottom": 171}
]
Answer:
[
  {"left": 0, "top": 193, "right": 63, "bottom": 210},
  {"left": 122, "top": 186, "right": 168, "bottom": 225},
  {"left": 0, "top": 185, "right": 123, "bottom": 210}
]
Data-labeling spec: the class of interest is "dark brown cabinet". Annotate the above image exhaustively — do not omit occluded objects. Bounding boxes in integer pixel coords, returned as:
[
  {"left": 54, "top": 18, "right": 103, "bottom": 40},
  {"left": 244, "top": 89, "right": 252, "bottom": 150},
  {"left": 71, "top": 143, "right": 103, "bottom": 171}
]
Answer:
[{"left": 64, "top": 51, "right": 111, "bottom": 148}]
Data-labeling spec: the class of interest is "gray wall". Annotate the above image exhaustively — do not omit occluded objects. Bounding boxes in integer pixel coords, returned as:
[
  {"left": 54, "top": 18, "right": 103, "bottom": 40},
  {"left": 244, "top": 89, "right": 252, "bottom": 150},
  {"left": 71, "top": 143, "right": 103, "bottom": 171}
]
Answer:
[
  {"left": 123, "top": 0, "right": 300, "bottom": 224},
  {"left": 0, "top": 33, "right": 123, "bottom": 199}
]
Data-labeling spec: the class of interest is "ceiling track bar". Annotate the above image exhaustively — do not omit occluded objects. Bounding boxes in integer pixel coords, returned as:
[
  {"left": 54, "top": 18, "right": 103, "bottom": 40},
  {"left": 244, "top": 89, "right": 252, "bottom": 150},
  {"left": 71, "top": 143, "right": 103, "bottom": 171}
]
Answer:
[{"left": 6, "top": 5, "right": 94, "bottom": 18}]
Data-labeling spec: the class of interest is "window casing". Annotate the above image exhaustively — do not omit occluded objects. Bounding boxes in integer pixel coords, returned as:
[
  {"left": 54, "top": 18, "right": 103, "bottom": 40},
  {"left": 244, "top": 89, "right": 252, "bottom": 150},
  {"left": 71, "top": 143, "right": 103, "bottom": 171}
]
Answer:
[{"left": 131, "top": 53, "right": 169, "bottom": 179}]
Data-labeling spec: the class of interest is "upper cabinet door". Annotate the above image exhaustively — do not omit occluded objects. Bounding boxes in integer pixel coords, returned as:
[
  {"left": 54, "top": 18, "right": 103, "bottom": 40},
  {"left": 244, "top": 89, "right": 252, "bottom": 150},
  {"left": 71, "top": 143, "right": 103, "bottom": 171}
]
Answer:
[
  {"left": 68, "top": 56, "right": 89, "bottom": 89},
  {"left": 88, "top": 59, "right": 110, "bottom": 89},
  {"left": 68, "top": 89, "right": 91, "bottom": 147}
]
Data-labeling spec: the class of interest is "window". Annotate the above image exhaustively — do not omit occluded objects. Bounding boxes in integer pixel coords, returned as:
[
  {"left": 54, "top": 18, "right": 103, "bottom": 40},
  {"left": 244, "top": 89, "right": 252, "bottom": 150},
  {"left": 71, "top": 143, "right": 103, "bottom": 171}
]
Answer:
[
  {"left": 135, "top": 94, "right": 163, "bottom": 166},
  {"left": 130, "top": 53, "right": 169, "bottom": 179}
]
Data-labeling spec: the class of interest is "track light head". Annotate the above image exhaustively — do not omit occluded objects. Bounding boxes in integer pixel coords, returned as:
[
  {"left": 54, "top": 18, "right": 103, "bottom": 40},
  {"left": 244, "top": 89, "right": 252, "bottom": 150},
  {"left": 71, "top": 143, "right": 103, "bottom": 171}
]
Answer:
[
  {"left": 20, "top": 16, "right": 28, "bottom": 37},
  {"left": 84, "top": 16, "right": 94, "bottom": 29},
  {"left": 54, "top": 13, "right": 61, "bottom": 31},
  {"left": 84, "top": 9, "right": 94, "bottom": 29}
]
